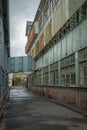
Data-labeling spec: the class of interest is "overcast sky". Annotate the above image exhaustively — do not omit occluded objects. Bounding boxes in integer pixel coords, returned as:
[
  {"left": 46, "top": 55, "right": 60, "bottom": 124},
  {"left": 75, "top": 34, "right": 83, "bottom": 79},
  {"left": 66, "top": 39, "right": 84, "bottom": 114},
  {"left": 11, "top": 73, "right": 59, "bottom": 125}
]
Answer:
[{"left": 9, "top": 0, "right": 40, "bottom": 57}]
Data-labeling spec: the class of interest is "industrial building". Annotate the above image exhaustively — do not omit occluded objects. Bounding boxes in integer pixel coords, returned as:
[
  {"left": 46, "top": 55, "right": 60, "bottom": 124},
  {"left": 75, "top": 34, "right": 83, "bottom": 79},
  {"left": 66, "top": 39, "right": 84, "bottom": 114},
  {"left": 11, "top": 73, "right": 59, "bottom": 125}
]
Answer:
[
  {"left": 0, "top": 0, "right": 10, "bottom": 118},
  {"left": 25, "top": 0, "right": 87, "bottom": 112}
]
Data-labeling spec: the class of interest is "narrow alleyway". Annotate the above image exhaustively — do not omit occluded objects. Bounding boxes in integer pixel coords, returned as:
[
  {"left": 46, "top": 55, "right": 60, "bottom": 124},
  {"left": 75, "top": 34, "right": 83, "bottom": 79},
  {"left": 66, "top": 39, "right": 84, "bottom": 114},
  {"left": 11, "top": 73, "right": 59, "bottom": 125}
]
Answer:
[{"left": 6, "top": 87, "right": 87, "bottom": 130}]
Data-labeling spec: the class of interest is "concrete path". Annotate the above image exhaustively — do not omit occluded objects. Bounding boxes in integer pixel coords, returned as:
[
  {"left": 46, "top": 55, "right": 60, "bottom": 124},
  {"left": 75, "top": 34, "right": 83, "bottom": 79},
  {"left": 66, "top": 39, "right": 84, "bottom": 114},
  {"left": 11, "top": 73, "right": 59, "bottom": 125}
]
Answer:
[{"left": 6, "top": 87, "right": 87, "bottom": 130}]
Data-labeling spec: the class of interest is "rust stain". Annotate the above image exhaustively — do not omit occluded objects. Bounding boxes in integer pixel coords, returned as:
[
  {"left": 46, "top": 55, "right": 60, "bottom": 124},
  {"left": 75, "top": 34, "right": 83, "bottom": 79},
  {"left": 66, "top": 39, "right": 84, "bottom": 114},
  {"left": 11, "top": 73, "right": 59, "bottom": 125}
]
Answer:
[
  {"left": 39, "top": 32, "right": 44, "bottom": 52},
  {"left": 35, "top": 40, "right": 39, "bottom": 56},
  {"left": 34, "top": 32, "right": 44, "bottom": 58},
  {"left": 25, "top": 26, "right": 35, "bottom": 53}
]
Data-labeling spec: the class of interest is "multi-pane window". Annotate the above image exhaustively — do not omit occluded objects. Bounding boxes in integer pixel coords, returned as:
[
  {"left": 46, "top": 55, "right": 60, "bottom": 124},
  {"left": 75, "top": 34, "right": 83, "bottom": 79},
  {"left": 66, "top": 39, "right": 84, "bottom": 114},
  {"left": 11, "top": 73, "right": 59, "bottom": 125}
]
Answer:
[
  {"left": 43, "top": 1, "right": 50, "bottom": 25},
  {"left": 50, "top": 62, "right": 59, "bottom": 85},
  {"left": 39, "top": 15, "right": 43, "bottom": 33},
  {"left": 33, "top": 70, "right": 41, "bottom": 85},
  {"left": 61, "top": 54, "right": 75, "bottom": 86},
  {"left": 71, "top": 66, "right": 75, "bottom": 85},
  {"left": 79, "top": 48, "right": 87, "bottom": 86},
  {"left": 37, "top": 70, "right": 42, "bottom": 85},
  {"left": 50, "top": 0, "right": 59, "bottom": 12},
  {"left": 80, "top": 61, "right": 87, "bottom": 86},
  {"left": 61, "top": 65, "right": 75, "bottom": 86},
  {"left": 43, "top": 0, "right": 59, "bottom": 25},
  {"left": 79, "top": 48, "right": 87, "bottom": 61},
  {"left": 43, "top": 66, "right": 49, "bottom": 85},
  {"left": 61, "top": 54, "right": 75, "bottom": 68}
]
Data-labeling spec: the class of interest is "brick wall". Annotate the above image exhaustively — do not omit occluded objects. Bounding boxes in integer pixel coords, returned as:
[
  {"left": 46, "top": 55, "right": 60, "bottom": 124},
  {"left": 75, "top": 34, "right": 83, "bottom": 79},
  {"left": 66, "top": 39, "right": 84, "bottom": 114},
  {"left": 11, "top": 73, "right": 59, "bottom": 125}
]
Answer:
[{"left": 29, "top": 86, "right": 87, "bottom": 113}]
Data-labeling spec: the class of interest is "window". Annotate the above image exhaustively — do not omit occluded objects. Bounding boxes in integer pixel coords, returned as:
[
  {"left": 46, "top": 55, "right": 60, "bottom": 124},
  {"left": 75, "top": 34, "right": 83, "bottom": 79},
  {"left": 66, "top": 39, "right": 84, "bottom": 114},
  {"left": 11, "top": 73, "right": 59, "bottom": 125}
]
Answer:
[
  {"left": 61, "top": 65, "right": 75, "bottom": 86},
  {"left": 43, "top": 1, "right": 50, "bottom": 24},
  {"left": 79, "top": 48, "right": 87, "bottom": 86},
  {"left": 50, "top": 62, "right": 59, "bottom": 85},
  {"left": 39, "top": 15, "right": 43, "bottom": 33},
  {"left": 43, "top": 0, "right": 59, "bottom": 25},
  {"left": 80, "top": 61, "right": 87, "bottom": 86},
  {"left": 61, "top": 54, "right": 75, "bottom": 86},
  {"left": 50, "top": 0, "right": 59, "bottom": 12},
  {"left": 71, "top": 66, "right": 75, "bottom": 85},
  {"left": 43, "top": 66, "right": 49, "bottom": 85},
  {"left": 33, "top": 70, "right": 42, "bottom": 85},
  {"left": 79, "top": 48, "right": 87, "bottom": 61},
  {"left": 61, "top": 54, "right": 75, "bottom": 68}
]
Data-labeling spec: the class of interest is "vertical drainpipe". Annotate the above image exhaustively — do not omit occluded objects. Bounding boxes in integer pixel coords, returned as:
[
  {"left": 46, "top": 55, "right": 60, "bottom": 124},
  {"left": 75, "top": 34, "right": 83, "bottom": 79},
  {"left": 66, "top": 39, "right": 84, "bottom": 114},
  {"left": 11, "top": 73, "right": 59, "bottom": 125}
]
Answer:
[{"left": 75, "top": 51, "right": 80, "bottom": 110}]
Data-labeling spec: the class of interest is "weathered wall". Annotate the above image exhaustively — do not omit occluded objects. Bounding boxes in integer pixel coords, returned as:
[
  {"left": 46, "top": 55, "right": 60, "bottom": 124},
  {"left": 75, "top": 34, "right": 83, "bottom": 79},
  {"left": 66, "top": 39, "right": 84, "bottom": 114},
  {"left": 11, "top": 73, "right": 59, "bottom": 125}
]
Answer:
[
  {"left": 45, "top": 19, "right": 52, "bottom": 45},
  {"left": 26, "top": 0, "right": 86, "bottom": 58},
  {"left": 39, "top": 32, "right": 44, "bottom": 52},
  {"left": 69, "top": 0, "right": 86, "bottom": 17},
  {"left": 29, "top": 86, "right": 87, "bottom": 114}
]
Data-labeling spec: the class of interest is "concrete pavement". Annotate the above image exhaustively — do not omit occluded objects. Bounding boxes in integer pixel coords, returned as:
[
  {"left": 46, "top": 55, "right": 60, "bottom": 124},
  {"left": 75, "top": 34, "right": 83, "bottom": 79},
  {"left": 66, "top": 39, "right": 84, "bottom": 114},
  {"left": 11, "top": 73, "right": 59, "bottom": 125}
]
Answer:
[{"left": 5, "top": 86, "right": 87, "bottom": 130}]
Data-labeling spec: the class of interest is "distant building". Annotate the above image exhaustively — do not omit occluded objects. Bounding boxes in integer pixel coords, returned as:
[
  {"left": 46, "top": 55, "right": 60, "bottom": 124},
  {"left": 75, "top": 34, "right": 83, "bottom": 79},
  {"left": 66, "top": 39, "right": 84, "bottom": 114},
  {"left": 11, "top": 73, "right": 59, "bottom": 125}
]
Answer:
[{"left": 25, "top": 0, "right": 87, "bottom": 113}]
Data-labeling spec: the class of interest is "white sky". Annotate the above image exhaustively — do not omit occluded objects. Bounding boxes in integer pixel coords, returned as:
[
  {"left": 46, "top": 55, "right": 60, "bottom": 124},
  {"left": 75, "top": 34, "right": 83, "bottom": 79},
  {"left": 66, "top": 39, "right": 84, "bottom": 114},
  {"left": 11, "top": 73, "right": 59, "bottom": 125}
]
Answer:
[{"left": 9, "top": 0, "right": 40, "bottom": 57}]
